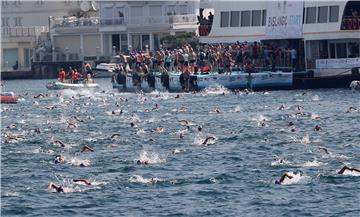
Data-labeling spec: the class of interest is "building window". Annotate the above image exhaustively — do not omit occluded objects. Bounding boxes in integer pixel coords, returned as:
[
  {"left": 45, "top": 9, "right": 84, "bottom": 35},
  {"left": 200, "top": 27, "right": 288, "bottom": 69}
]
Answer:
[
  {"left": 166, "top": 5, "right": 176, "bottom": 15},
  {"left": 220, "top": 11, "right": 229, "bottom": 27},
  {"left": 329, "top": 6, "right": 339, "bottom": 23},
  {"left": 130, "top": 6, "right": 143, "bottom": 17},
  {"left": 241, "top": 10, "right": 250, "bottom": 27},
  {"left": 120, "top": 34, "right": 128, "bottom": 51},
  {"left": 252, "top": 10, "right": 261, "bottom": 26},
  {"left": 306, "top": 7, "right": 316, "bottom": 24},
  {"left": 262, "top": 10, "right": 266, "bottom": 26},
  {"left": 36, "top": 0, "right": 44, "bottom": 6},
  {"left": 14, "top": 17, "right": 22, "bottom": 26},
  {"left": 318, "top": 6, "right": 328, "bottom": 23},
  {"left": 230, "top": 11, "right": 240, "bottom": 27},
  {"left": 2, "top": 17, "right": 10, "bottom": 27},
  {"left": 179, "top": 5, "right": 187, "bottom": 15},
  {"left": 149, "top": 5, "right": 162, "bottom": 16},
  {"left": 13, "top": 0, "right": 21, "bottom": 6},
  {"left": 2, "top": 1, "right": 9, "bottom": 7}
]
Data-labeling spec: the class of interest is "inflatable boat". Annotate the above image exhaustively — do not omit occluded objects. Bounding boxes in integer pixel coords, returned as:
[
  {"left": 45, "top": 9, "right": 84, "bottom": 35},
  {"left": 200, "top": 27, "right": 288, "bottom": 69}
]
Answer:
[
  {"left": 46, "top": 81, "right": 99, "bottom": 90},
  {"left": 1, "top": 92, "right": 18, "bottom": 104}
]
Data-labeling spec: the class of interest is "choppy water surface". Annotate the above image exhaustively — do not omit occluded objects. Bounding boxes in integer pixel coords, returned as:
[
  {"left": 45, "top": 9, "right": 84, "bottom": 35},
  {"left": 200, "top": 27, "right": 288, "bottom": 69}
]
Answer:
[{"left": 1, "top": 79, "right": 360, "bottom": 217}]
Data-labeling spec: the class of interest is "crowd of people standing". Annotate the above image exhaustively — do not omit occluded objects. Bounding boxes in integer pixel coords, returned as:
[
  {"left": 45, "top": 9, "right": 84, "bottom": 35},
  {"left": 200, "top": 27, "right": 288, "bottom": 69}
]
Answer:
[{"left": 114, "top": 41, "right": 300, "bottom": 78}]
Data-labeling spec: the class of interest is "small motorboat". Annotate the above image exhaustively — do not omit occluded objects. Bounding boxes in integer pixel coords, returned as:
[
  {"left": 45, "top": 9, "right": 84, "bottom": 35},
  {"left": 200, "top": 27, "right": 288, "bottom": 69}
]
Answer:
[
  {"left": 46, "top": 81, "right": 99, "bottom": 90},
  {"left": 1, "top": 92, "right": 18, "bottom": 104},
  {"left": 350, "top": 80, "right": 360, "bottom": 91}
]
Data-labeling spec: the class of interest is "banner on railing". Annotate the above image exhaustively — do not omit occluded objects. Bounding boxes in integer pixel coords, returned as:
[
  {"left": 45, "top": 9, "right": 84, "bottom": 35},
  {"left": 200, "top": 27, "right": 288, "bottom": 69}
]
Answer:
[
  {"left": 265, "top": 0, "right": 303, "bottom": 39},
  {"left": 316, "top": 58, "right": 360, "bottom": 69}
]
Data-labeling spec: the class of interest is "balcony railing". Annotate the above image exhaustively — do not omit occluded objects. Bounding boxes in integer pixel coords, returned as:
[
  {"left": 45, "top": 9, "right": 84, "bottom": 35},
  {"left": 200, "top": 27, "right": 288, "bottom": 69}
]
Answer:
[
  {"left": 50, "top": 17, "right": 100, "bottom": 29},
  {"left": 341, "top": 16, "right": 360, "bottom": 30},
  {"left": 1, "top": 26, "right": 48, "bottom": 37},
  {"left": 100, "top": 18, "right": 126, "bottom": 26},
  {"left": 129, "top": 14, "right": 197, "bottom": 25}
]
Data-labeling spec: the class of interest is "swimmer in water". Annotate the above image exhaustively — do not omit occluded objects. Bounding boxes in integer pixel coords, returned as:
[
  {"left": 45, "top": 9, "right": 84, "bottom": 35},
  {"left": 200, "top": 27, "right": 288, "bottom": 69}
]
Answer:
[
  {"left": 73, "top": 179, "right": 91, "bottom": 185},
  {"left": 34, "top": 93, "right": 45, "bottom": 99},
  {"left": 198, "top": 125, "right": 203, "bottom": 132},
  {"left": 202, "top": 136, "right": 216, "bottom": 145},
  {"left": 338, "top": 166, "right": 360, "bottom": 174},
  {"left": 137, "top": 160, "right": 149, "bottom": 165},
  {"left": 346, "top": 106, "right": 357, "bottom": 113},
  {"left": 178, "top": 120, "right": 190, "bottom": 126},
  {"left": 288, "top": 121, "right": 294, "bottom": 126},
  {"left": 110, "top": 133, "right": 121, "bottom": 139},
  {"left": 81, "top": 145, "right": 94, "bottom": 152},
  {"left": 48, "top": 182, "right": 64, "bottom": 193},
  {"left": 314, "top": 125, "right": 322, "bottom": 131},
  {"left": 318, "top": 147, "right": 330, "bottom": 155},
  {"left": 54, "top": 155, "right": 65, "bottom": 164},
  {"left": 53, "top": 139, "right": 66, "bottom": 148},
  {"left": 152, "top": 127, "right": 165, "bottom": 133},
  {"left": 275, "top": 172, "right": 294, "bottom": 185},
  {"left": 278, "top": 105, "right": 286, "bottom": 110}
]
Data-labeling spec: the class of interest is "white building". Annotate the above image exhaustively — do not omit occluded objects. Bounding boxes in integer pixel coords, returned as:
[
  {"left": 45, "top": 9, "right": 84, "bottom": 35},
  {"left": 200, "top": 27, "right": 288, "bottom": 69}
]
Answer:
[
  {"left": 50, "top": 0, "right": 199, "bottom": 61},
  {"left": 1, "top": 0, "right": 83, "bottom": 71}
]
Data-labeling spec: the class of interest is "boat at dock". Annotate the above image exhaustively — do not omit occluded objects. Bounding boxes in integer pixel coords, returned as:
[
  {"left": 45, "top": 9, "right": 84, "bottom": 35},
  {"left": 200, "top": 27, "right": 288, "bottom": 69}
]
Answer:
[
  {"left": 112, "top": 71, "right": 293, "bottom": 92},
  {"left": 199, "top": 0, "right": 360, "bottom": 89}
]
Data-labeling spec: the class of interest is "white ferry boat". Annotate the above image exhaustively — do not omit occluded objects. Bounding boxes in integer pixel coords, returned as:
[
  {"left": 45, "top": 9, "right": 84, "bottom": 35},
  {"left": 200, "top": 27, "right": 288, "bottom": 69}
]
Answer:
[{"left": 199, "top": 0, "right": 360, "bottom": 88}]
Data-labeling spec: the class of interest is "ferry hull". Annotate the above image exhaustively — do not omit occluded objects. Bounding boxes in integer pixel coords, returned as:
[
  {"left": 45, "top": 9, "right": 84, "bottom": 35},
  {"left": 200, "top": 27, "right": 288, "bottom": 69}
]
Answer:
[{"left": 293, "top": 73, "right": 360, "bottom": 89}]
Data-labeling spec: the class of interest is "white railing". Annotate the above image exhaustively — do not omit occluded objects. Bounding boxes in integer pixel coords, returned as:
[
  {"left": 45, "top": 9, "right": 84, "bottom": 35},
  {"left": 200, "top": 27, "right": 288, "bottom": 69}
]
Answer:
[
  {"left": 1, "top": 26, "right": 48, "bottom": 37},
  {"left": 100, "top": 14, "right": 197, "bottom": 26},
  {"left": 50, "top": 17, "right": 100, "bottom": 29},
  {"left": 100, "top": 18, "right": 126, "bottom": 26},
  {"left": 169, "top": 15, "right": 197, "bottom": 24}
]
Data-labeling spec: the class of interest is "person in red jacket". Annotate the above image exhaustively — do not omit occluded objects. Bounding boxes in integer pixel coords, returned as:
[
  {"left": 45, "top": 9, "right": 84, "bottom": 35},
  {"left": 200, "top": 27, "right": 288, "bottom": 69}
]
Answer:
[
  {"left": 72, "top": 69, "right": 81, "bottom": 83},
  {"left": 58, "top": 68, "right": 66, "bottom": 82}
]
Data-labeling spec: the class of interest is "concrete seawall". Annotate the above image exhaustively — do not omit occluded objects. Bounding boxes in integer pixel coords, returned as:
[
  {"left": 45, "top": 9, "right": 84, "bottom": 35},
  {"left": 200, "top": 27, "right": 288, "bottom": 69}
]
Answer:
[{"left": 1, "top": 61, "right": 83, "bottom": 80}]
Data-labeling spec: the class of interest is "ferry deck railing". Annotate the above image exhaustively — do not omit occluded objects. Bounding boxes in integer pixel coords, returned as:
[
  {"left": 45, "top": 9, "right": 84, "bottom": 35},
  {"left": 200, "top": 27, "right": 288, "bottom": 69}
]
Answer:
[{"left": 341, "top": 16, "right": 360, "bottom": 30}]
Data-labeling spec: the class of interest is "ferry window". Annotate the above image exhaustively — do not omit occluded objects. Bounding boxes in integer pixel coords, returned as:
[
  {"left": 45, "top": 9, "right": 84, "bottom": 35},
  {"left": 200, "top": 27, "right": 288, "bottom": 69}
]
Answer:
[
  {"left": 319, "top": 40, "right": 328, "bottom": 59},
  {"left": 348, "top": 42, "right": 359, "bottom": 58},
  {"left": 306, "top": 7, "right": 316, "bottom": 24},
  {"left": 318, "top": 6, "right": 328, "bottom": 23},
  {"left": 142, "top": 34, "right": 150, "bottom": 51},
  {"left": 336, "top": 43, "right": 347, "bottom": 58},
  {"left": 303, "top": 8, "right": 305, "bottom": 24},
  {"left": 252, "top": 10, "right": 261, "bottom": 26},
  {"left": 329, "top": 43, "right": 336, "bottom": 58},
  {"left": 220, "top": 11, "right": 230, "bottom": 27},
  {"left": 149, "top": 6, "right": 162, "bottom": 16},
  {"left": 262, "top": 10, "right": 266, "bottom": 26},
  {"left": 241, "top": 10, "right": 250, "bottom": 27},
  {"left": 230, "top": 11, "right": 240, "bottom": 27},
  {"left": 329, "top": 6, "right": 339, "bottom": 22}
]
